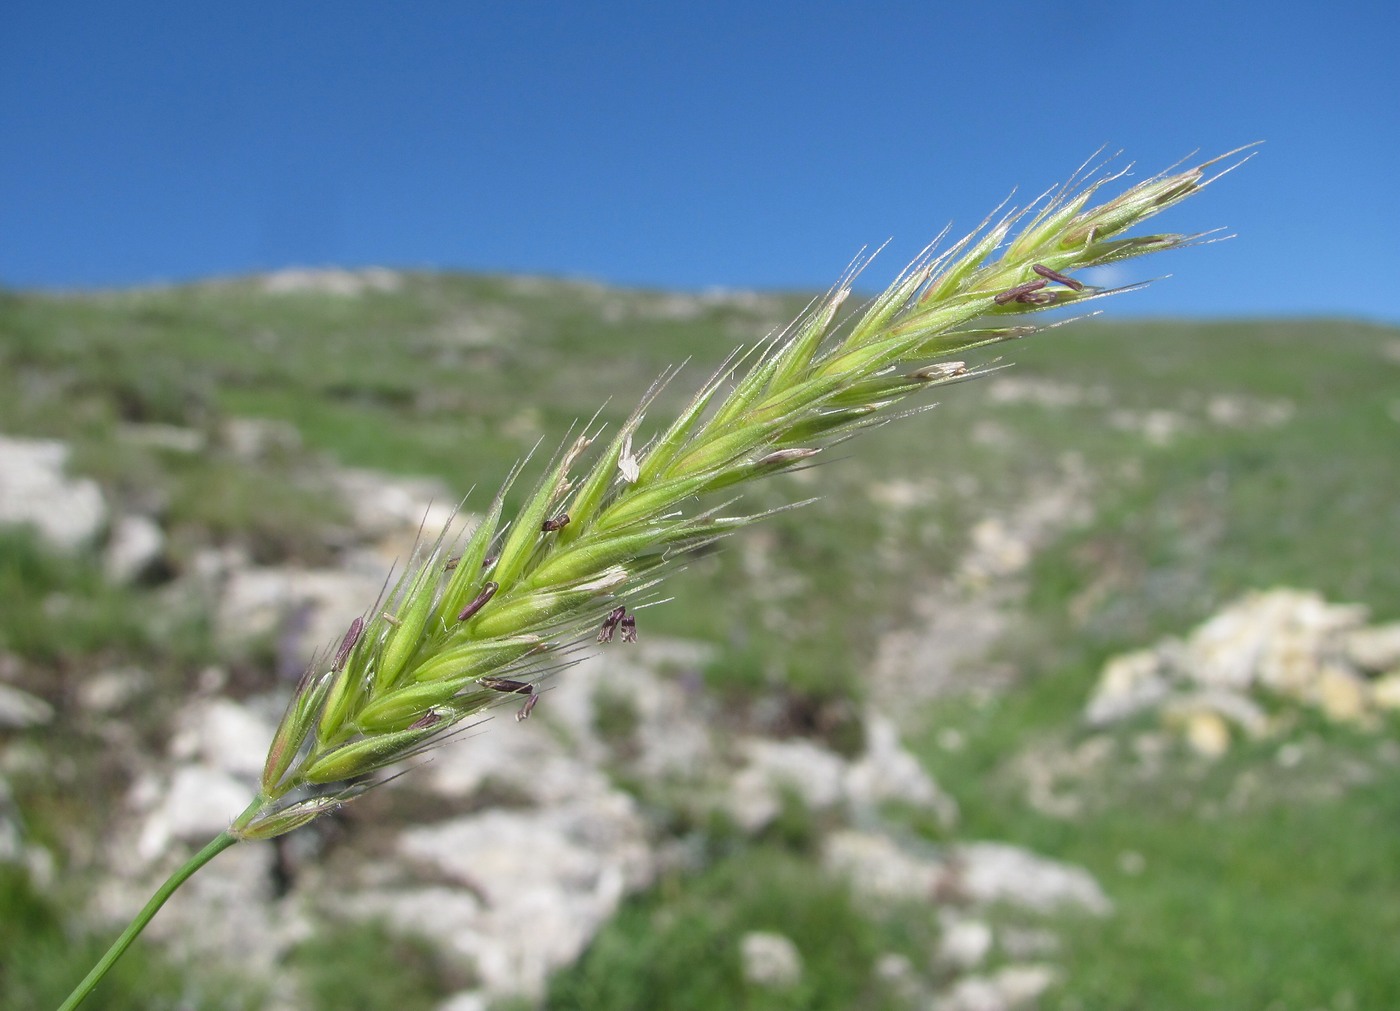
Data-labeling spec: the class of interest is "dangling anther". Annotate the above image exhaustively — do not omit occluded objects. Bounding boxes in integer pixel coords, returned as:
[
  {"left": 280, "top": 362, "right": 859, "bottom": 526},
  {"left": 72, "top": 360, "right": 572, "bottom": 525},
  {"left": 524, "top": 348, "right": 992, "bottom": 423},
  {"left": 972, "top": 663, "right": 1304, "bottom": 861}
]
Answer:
[
  {"left": 480, "top": 676, "right": 539, "bottom": 721},
  {"left": 598, "top": 605, "right": 627, "bottom": 643}
]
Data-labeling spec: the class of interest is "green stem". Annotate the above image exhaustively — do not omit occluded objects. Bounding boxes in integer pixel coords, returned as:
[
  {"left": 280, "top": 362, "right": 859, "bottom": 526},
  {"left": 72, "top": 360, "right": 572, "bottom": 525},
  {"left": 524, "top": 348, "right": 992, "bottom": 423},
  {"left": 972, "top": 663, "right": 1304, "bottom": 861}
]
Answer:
[{"left": 57, "top": 829, "right": 242, "bottom": 1011}]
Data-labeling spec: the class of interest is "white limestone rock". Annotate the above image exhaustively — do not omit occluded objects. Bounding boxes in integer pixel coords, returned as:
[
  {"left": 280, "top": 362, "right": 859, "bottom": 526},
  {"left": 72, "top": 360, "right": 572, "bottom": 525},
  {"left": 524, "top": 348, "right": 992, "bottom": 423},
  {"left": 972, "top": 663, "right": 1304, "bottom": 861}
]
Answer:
[
  {"left": 727, "top": 737, "right": 848, "bottom": 832},
  {"left": 937, "top": 915, "right": 994, "bottom": 970},
  {"left": 949, "top": 842, "right": 1111, "bottom": 916},
  {"left": 845, "top": 710, "right": 959, "bottom": 828},
  {"left": 76, "top": 666, "right": 151, "bottom": 714},
  {"left": 169, "top": 696, "right": 278, "bottom": 781},
  {"left": 214, "top": 563, "right": 385, "bottom": 665},
  {"left": 0, "top": 683, "right": 53, "bottom": 729},
  {"left": 0, "top": 436, "right": 107, "bottom": 552},
  {"left": 939, "top": 963, "right": 1060, "bottom": 1011},
  {"left": 1345, "top": 622, "right": 1400, "bottom": 674},
  {"left": 357, "top": 797, "right": 654, "bottom": 1000},
  {"left": 1084, "top": 648, "right": 1174, "bottom": 726},
  {"left": 135, "top": 765, "right": 255, "bottom": 863},
  {"left": 103, "top": 513, "right": 165, "bottom": 584},
  {"left": 822, "top": 829, "right": 944, "bottom": 904},
  {"left": 740, "top": 931, "right": 803, "bottom": 988},
  {"left": 1187, "top": 588, "right": 1366, "bottom": 696}
]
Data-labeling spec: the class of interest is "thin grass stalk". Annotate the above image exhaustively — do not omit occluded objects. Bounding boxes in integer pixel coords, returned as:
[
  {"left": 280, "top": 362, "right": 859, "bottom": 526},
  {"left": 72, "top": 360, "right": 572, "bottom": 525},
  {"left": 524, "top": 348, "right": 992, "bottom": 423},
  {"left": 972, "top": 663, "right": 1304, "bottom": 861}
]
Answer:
[{"left": 56, "top": 831, "right": 242, "bottom": 1011}]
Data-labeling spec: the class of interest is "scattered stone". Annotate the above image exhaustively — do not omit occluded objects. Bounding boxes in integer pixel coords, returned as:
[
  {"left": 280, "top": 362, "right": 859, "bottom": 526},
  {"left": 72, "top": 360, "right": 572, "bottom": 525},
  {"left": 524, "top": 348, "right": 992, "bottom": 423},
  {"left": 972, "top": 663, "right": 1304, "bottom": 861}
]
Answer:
[
  {"left": 1344, "top": 623, "right": 1400, "bottom": 675},
  {"left": 135, "top": 765, "right": 255, "bottom": 862},
  {"left": 1191, "top": 589, "right": 1366, "bottom": 695},
  {"left": 433, "top": 304, "right": 525, "bottom": 348},
  {"left": 1205, "top": 394, "right": 1294, "bottom": 429},
  {"left": 0, "top": 683, "right": 53, "bottom": 729},
  {"left": 353, "top": 799, "right": 654, "bottom": 1000},
  {"left": 1314, "top": 666, "right": 1372, "bottom": 724},
  {"left": 939, "top": 963, "right": 1059, "bottom": 1011},
  {"left": 727, "top": 738, "right": 847, "bottom": 832},
  {"left": 121, "top": 696, "right": 277, "bottom": 865},
  {"left": 726, "top": 714, "right": 957, "bottom": 834},
  {"left": 1084, "top": 649, "right": 1173, "bottom": 726},
  {"left": 0, "top": 435, "right": 107, "bottom": 552},
  {"left": 1015, "top": 735, "right": 1115, "bottom": 820},
  {"left": 871, "top": 458, "right": 1092, "bottom": 709},
  {"left": 437, "top": 992, "right": 490, "bottom": 1011},
  {"left": 985, "top": 376, "right": 1100, "bottom": 409},
  {"left": 873, "top": 952, "right": 928, "bottom": 1005},
  {"left": 1086, "top": 589, "right": 1400, "bottom": 752},
  {"left": 1373, "top": 673, "right": 1400, "bottom": 711},
  {"left": 168, "top": 697, "right": 278, "bottom": 781},
  {"left": 964, "top": 518, "right": 1033, "bottom": 580},
  {"left": 937, "top": 915, "right": 994, "bottom": 970},
  {"left": 823, "top": 829, "right": 943, "bottom": 904},
  {"left": 329, "top": 468, "right": 477, "bottom": 561},
  {"left": 740, "top": 931, "right": 803, "bottom": 988},
  {"left": 1161, "top": 690, "right": 1269, "bottom": 739},
  {"left": 949, "top": 842, "right": 1112, "bottom": 916},
  {"left": 1107, "top": 407, "right": 1190, "bottom": 446},
  {"left": 845, "top": 711, "right": 959, "bottom": 829},
  {"left": 77, "top": 666, "right": 152, "bottom": 714},
  {"left": 1177, "top": 709, "right": 1231, "bottom": 758},
  {"left": 213, "top": 563, "right": 387, "bottom": 667},
  {"left": 103, "top": 513, "right": 166, "bottom": 584},
  {"left": 328, "top": 647, "right": 663, "bottom": 1000}
]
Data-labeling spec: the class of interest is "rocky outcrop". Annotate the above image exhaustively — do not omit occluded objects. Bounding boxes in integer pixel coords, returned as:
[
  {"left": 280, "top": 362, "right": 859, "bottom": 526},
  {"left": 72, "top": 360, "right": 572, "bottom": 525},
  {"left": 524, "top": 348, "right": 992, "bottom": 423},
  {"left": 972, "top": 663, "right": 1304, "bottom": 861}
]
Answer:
[
  {"left": 0, "top": 435, "right": 1110, "bottom": 1006},
  {"left": 91, "top": 627, "right": 1101, "bottom": 1007},
  {"left": 1086, "top": 588, "right": 1400, "bottom": 755}
]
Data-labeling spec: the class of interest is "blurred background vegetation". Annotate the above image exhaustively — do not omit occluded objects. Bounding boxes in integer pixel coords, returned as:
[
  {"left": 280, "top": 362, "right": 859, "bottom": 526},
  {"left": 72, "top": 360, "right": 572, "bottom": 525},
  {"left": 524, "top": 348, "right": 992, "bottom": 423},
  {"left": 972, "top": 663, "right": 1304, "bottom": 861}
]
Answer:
[{"left": 1, "top": 272, "right": 1397, "bottom": 1009}]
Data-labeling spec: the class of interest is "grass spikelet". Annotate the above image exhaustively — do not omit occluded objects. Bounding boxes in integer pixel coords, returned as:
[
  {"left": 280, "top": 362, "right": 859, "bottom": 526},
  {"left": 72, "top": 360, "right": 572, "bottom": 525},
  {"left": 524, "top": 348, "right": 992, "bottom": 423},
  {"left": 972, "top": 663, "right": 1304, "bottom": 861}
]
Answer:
[{"left": 228, "top": 147, "right": 1252, "bottom": 841}]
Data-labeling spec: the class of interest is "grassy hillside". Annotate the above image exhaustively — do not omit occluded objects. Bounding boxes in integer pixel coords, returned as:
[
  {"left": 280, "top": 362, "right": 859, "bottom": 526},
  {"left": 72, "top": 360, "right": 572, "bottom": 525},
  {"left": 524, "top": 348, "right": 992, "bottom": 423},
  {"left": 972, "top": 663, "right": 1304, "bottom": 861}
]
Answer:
[{"left": 2, "top": 271, "right": 1397, "bottom": 1009}]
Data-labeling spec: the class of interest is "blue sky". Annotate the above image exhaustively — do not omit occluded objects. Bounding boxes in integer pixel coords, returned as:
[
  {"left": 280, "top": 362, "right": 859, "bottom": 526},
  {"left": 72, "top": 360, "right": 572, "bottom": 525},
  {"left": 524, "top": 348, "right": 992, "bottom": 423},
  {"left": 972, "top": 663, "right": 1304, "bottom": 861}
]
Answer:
[{"left": 2, "top": 2, "right": 1396, "bottom": 321}]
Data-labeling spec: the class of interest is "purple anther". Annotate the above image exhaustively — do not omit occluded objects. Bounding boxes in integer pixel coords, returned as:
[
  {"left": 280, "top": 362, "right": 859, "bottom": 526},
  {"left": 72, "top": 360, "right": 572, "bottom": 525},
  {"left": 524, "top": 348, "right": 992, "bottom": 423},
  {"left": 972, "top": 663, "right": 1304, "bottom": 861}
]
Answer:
[
  {"left": 457, "top": 581, "right": 499, "bottom": 622},
  {"left": 541, "top": 513, "right": 570, "bottom": 532},
  {"left": 480, "top": 676, "right": 539, "bottom": 721},
  {"left": 993, "top": 279, "right": 1048, "bottom": 305},
  {"left": 332, "top": 616, "right": 364, "bottom": 672},
  {"left": 1032, "top": 263, "right": 1085, "bottom": 290},
  {"left": 598, "top": 605, "right": 627, "bottom": 643},
  {"left": 409, "top": 709, "right": 442, "bottom": 730},
  {"left": 620, "top": 613, "right": 637, "bottom": 643}
]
